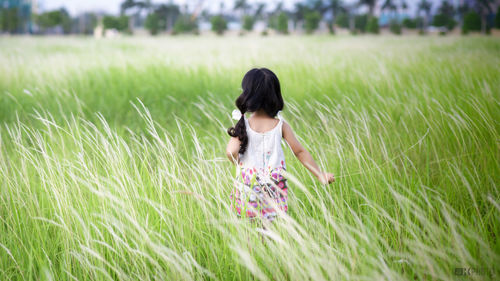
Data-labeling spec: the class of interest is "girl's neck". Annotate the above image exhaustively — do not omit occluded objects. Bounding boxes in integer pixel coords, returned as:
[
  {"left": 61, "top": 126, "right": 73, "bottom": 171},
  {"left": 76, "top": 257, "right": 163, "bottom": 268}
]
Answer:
[{"left": 251, "top": 109, "right": 271, "bottom": 118}]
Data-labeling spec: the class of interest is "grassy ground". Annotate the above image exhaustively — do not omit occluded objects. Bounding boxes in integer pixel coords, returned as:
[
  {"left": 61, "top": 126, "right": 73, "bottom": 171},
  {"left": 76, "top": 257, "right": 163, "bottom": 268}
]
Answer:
[{"left": 0, "top": 35, "right": 499, "bottom": 280}]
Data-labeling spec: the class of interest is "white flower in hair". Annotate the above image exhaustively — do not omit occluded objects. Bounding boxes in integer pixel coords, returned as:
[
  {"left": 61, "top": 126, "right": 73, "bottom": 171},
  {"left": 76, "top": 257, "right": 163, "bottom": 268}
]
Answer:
[{"left": 232, "top": 109, "right": 242, "bottom": 120}]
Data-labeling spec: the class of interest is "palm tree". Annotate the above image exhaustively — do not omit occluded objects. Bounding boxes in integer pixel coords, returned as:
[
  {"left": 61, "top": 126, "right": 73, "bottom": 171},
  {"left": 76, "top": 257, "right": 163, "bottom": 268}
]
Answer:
[
  {"left": 457, "top": 2, "right": 469, "bottom": 30},
  {"left": 417, "top": 0, "right": 431, "bottom": 32},
  {"left": 343, "top": 2, "right": 357, "bottom": 33},
  {"left": 120, "top": 0, "right": 136, "bottom": 32},
  {"left": 400, "top": 0, "right": 408, "bottom": 21},
  {"left": 476, "top": 0, "right": 494, "bottom": 34},
  {"left": 358, "top": 0, "right": 377, "bottom": 16},
  {"left": 381, "top": 0, "right": 397, "bottom": 21},
  {"left": 293, "top": 3, "right": 308, "bottom": 30},
  {"left": 144, "top": 0, "right": 153, "bottom": 14},
  {"left": 401, "top": 0, "right": 408, "bottom": 13},
  {"left": 254, "top": 2, "right": 266, "bottom": 20},
  {"left": 325, "top": 0, "right": 346, "bottom": 33},
  {"left": 120, "top": 0, "right": 149, "bottom": 32},
  {"left": 311, "top": 0, "right": 329, "bottom": 15},
  {"left": 155, "top": 3, "right": 180, "bottom": 32},
  {"left": 121, "top": 0, "right": 136, "bottom": 14},
  {"left": 438, "top": 1, "right": 454, "bottom": 17},
  {"left": 233, "top": 0, "right": 250, "bottom": 18},
  {"left": 233, "top": 0, "right": 250, "bottom": 31}
]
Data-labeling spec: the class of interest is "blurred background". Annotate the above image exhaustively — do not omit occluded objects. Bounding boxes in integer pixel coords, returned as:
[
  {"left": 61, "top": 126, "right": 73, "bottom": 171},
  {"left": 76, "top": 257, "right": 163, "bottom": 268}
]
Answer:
[
  {"left": 1, "top": 0, "right": 499, "bottom": 37},
  {"left": 1, "top": 1, "right": 500, "bottom": 281}
]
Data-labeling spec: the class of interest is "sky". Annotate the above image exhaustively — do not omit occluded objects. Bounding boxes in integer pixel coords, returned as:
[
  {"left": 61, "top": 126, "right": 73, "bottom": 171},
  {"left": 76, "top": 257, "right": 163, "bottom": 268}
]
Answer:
[{"left": 38, "top": 0, "right": 447, "bottom": 17}]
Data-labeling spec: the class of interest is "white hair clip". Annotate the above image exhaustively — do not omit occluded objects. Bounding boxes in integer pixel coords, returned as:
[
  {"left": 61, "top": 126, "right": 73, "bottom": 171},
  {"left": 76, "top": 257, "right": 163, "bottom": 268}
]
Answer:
[
  {"left": 232, "top": 109, "right": 242, "bottom": 120},
  {"left": 232, "top": 109, "right": 283, "bottom": 120}
]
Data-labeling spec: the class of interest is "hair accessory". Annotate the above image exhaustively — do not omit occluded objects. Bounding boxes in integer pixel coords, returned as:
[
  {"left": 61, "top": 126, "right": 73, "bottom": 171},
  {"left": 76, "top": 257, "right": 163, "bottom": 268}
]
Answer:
[{"left": 232, "top": 109, "right": 242, "bottom": 120}]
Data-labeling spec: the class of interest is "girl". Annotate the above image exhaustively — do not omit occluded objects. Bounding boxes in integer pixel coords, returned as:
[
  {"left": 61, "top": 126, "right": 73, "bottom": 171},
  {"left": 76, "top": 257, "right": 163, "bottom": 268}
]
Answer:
[{"left": 226, "top": 68, "right": 335, "bottom": 224}]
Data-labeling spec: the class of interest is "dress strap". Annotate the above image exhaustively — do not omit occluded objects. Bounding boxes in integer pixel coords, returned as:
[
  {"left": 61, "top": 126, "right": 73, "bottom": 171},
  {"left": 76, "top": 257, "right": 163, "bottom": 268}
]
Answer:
[{"left": 276, "top": 111, "right": 284, "bottom": 121}]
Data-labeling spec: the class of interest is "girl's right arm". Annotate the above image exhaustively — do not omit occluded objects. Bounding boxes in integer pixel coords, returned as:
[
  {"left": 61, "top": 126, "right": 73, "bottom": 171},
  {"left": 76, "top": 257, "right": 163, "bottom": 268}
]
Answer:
[{"left": 282, "top": 121, "right": 335, "bottom": 184}]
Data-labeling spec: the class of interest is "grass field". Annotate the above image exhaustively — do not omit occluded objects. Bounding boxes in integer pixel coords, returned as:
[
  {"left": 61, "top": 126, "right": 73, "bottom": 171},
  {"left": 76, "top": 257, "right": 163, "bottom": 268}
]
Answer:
[{"left": 0, "top": 35, "right": 499, "bottom": 280}]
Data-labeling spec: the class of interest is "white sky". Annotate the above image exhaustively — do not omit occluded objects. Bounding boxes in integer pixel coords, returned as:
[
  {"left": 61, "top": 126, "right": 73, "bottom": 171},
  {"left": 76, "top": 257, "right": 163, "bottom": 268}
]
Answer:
[{"left": 38, "top": 0, "right": 444, "bottom": 16}]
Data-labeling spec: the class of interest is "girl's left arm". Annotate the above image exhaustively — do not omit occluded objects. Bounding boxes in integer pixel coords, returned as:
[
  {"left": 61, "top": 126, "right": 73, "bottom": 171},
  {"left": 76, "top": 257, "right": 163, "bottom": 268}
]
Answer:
[
  {"left": 226, "top": 137, "right": 241, "bottom": 164},
  {"left": 282, "top": 121, "right": 335, "bottom": 184}
]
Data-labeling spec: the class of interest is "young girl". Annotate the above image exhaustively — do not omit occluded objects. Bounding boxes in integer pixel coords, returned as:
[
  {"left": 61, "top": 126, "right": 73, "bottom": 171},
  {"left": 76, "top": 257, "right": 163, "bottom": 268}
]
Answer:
[{"left": 226, "top": 68, "right": 335, "bottom": 224}]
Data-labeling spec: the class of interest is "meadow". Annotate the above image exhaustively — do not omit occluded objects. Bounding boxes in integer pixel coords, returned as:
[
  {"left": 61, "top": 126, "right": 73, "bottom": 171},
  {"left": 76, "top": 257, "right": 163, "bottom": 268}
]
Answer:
[{"left": 0, "top": 35, "right": 499, "bottom": 280}]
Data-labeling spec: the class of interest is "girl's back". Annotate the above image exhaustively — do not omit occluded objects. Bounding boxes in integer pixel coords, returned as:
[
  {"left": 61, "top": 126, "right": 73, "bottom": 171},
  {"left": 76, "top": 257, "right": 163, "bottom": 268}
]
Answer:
[
  {"left": 231, "top": 112, "right": 288, "bottom": 222},
  {"left": 240, "top": 114, "right": 286, "bottom": 176}
]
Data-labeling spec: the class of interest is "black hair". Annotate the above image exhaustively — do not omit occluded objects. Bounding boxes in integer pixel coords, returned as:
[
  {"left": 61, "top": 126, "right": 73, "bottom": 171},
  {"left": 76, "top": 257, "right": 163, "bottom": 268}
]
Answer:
[{"left": 227, "top": 68, "right": 284, "bottom": 155}]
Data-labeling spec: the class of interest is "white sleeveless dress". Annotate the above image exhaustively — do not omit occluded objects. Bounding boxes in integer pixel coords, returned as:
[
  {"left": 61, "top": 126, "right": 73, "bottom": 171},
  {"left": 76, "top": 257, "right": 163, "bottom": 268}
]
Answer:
[{"left": 230, "top": 115, "right": 288, "bottom": 222}]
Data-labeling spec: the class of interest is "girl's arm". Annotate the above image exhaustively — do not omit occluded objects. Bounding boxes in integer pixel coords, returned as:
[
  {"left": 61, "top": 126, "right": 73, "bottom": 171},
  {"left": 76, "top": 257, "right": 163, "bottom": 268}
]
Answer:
[
  {"left": 226, "top": 137, "right": 241, "bottom": 164},
  {"left": 282, "top": 121, "right": 335, "bottom": 184}
]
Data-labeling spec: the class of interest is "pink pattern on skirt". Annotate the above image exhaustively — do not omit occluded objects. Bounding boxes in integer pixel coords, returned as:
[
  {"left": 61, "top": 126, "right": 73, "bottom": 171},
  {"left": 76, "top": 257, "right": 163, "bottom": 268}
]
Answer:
[{"left": 230, "top": 167, "right": 288, "bottom": 222}]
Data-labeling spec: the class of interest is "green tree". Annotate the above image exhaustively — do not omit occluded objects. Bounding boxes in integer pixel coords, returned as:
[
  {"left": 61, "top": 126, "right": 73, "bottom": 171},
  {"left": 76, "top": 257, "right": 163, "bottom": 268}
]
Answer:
[
  {"left": 234, "top": 0, "right": 252, "bottom": 33},
  {"left": 354, "top": 14, "right": 368, "bottom": 32},
  {"left": 462, "top": 11, "right": 481, "bottom": 34},
  {"left": 155, "top": 3, "right": 180, "bottom": 32},
  {"left": 242, "top": 15, "right": 254, "bottom": 31},
  {"left": 433, "top": 14, "right": 448, "bottom": 27},
  {"left": 496, "top": 6, "right": 500, "bottom": 29},
  {"left": 402, "top": 18, "right": 417, "bottom": 29},
  {"left": 292, "top": 3, "right": 307, "bottom": 30},
  {"left": 173, "top": 14, "right": 198, "bottom": 34},
  {"left": 277, "top": 12, "right": 289, "bottom": 34},
  {"left": 417, "top": 0, "right": 432, "bottom": 33},
  {"left": 145, "top": 12, "right": 159, "bottom": 35},
  {"left": 446, "top": 19, "right": 457, "bottom": 31},
  {"left": 253, "top": 3, "right": 266, "bottom": 23},
  {"left": 239, "top": 2, "right": 265, "bottom": 32},
  {"left": 389, "top": 19, "right": 401, "bottom": 34},
  {"left": 233, "top": 0, "right": 250, "bottom": 17},
  {"left": 381, "top": 0, "right": 397, "bottom": 22},
  {"left": 325, "top": 0, "right": 345, "bottom": 34},
  {"left": 144, "top": 2, "right": 181, "bottom": 35},
  {"left": 60, "top": 8, "right": 71, "bottom": 34},
  {"left": 102, "top": 15, "right": 129, "bottom": 32},
  {"left": 102, "top": 16, "right": 115, "bottom": 30},
  {"left": 433, "top": 14, "right": 456, "bottom": 32},
  {"left": 336, "top": 13, "right": 349, "bottom": 28},
  {"left": 456, "top": 3, "right": 469, "bottom": 30},
  {"left": 358, "top": 0, "right": 377, "bottom": 16},
  {"left": 366, "top": 16, "right": 379, "bottom": 33},
  {"left": 120, "top": 0, "right": 150, "bottom": 34},
  {"left": 432, "top": 1, "right": 456, "bottom": 32},
  {"left": 211, "top": 15, "right": 227, "bottom": 35},
  {"left": 78, "top": 12, "right": 97, "bottom": 34},
  {"left": 267, "top": 2, "right": 286, "bottom": 33},
  {"left": 475, "top": 0, "right": 494, "bottom": 34},
  {"left": 268, "top": 14, "right": 278, "bottom": 29},
  {"left": 35, "top": 11, "right": 58, "bottom": 31},
  {"left": 35, "top": 8, "right": 71, "bottom": 34},
  {"left": 304, "top": 11, "right": 320, "bottom": 34},
  {"left": 5, "top": 7, "right": 19, "bottom": 34}
]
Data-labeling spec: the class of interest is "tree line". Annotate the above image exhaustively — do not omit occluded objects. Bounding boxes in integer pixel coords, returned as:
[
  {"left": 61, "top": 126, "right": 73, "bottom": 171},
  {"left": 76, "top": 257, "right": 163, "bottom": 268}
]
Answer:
[{"left": 1, "top": 0, "right": 499, "bottom": 36}]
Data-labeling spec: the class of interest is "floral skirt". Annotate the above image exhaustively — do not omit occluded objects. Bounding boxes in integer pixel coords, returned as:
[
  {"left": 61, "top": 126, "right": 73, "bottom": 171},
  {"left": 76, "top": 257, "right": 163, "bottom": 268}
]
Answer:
[{"left": 230, "top": 177, "right": 288, "bottom": 222}]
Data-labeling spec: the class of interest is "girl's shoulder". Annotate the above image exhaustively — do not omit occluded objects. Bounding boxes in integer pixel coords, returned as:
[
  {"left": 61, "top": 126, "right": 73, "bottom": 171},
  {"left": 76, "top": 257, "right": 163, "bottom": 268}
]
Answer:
[{"left": 245, "top": 116, "right": 282, "bottom": 135}]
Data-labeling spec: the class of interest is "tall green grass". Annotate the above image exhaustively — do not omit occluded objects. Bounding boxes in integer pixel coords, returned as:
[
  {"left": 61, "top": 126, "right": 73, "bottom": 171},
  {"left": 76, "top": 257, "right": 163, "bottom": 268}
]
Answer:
[{"left": 0, "top": 35, "right": 499, "bottom": 280}]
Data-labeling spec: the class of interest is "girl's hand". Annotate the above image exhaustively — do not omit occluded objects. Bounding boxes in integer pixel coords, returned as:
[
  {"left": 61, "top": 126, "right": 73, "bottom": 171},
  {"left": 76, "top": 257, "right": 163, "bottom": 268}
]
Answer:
[{"left": 318, "top": 172, "right": 335, "bottom": 184}]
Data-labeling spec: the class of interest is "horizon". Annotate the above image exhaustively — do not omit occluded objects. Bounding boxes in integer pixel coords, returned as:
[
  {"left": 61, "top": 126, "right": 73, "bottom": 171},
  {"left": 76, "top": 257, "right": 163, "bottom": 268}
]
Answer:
[{"left": 37, "top": 0, "right": 445, "bottom": 17}]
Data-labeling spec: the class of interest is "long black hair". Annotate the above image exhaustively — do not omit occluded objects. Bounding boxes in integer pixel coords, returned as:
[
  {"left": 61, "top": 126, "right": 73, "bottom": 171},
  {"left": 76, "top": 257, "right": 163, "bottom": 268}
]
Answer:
[{"left": 227, "top": 68, "right": 284, "bottom": 155}]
